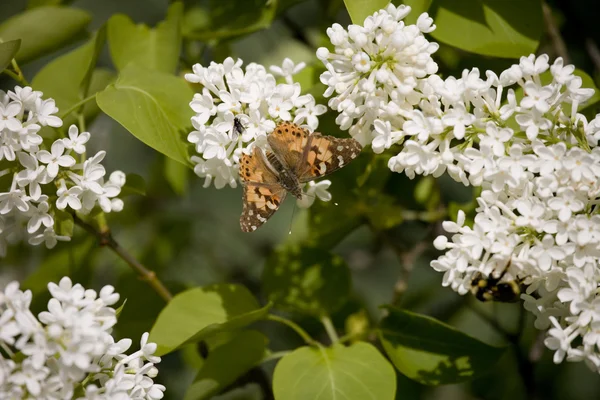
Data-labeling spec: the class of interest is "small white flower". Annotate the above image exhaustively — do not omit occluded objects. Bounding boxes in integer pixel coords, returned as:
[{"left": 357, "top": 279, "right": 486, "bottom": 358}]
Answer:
[
  {"left": 37, "top": 140, "right": 76, "bottom": 178},
  {"left": 270, "top": 58, "right": 307, "bottom": 84},
  {"left": 297, "top": 180, "right": 332, "bottom": 208},
  {"left": 34, "top": 98, "right": 63, "bottom": 127},
  {"left": 0, "top": 100, "right": 22, "bottom": 132},
  {"left": 56, "top": 180, "right": 83, "bottom": 211},
  {"left": 26, "top": 200, "right": 54, "bottom": 234},
  {"left": 63, "top": 125, "right": 90, "bottom": 154},
  {"left": 28, "top": 227, "right": 69, "bottom": 249},
  {"left": 0, "top": 177, "right": 30, "bottom": 214}
]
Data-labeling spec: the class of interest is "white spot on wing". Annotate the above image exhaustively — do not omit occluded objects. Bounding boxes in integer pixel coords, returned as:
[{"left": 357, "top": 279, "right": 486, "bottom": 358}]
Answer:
[
  {"left": 337, "top": 155, "right": 344, "bottom": 166},
  {"left": 319, "top": 162, "right": 327, "bottom": 174}
]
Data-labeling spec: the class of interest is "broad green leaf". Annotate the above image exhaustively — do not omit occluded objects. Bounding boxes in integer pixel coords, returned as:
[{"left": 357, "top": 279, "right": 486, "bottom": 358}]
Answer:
[
  {"left": 120, "top": 173, "right": 146, "bottom": 197},
  {"left": 273, "top": 342, "right": 396, "bottom": 400},
  {"left": 165, "top": 157, "right": 189, "bottom": 195},
  {"left": 32, "top": 29, "right": 110, "bottom": 127},
  {"left": 107, "top": 2, "right": 182, "bottom": 74},
  {"left": 149, "top": 284, "right": 271, "bottom": 355},
  {"left": 0, "top": 39, "right": 20, "bottom": 72},
  {"left": 343, "top": 0, "right": 390, "bottom": 25},
  {"left": 0, "top": 6, "right": 91, "bottom": 64},
  {"left": 263, "top": 244, "right": 351, "bottom": 316},
  {"left": 378, "top": 307, "right": 506, "bottom": 385},
  {"left": 96, "top": 64, "right": 194, "bottom": 166},
  {"left": 184, "top": 330, "right": 267, "bottom": 400},
  {"left": 429, "top": 0, "right": 542, "bottom": 58},
  {"left": 182, "top": 0, "right": 277, "bottom": 41}
]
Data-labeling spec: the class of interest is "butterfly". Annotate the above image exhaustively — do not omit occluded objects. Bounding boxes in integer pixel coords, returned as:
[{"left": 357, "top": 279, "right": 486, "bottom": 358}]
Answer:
[{"left": 239, "top": 121, "right": 362, "bottom": 232}]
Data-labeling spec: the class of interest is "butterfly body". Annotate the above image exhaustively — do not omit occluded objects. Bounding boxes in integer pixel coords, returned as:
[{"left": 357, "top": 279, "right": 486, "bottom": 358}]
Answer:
[
  {"left": 239, "top": 121, "right": 362, "bottom": 232},
  {"left": 265, "top": 151, "right": 303, "bottom": 199}
]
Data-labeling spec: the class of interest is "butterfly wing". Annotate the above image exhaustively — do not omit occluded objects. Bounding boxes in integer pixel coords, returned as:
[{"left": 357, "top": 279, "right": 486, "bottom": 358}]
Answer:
[
  {"left": 267, "top": 121, "right": 311, "bottom": 171},
  {"left": 296, "top": 133, "right": 362, "bottom": 183},
  {"left": 239, "top": 146, "right": 287, "bottom": 232}
]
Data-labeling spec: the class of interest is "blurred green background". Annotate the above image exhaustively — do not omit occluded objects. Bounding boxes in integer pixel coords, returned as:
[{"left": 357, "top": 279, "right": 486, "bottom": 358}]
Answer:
[{"left": 2, "top": 0, "right": 600, "bottom": 399}]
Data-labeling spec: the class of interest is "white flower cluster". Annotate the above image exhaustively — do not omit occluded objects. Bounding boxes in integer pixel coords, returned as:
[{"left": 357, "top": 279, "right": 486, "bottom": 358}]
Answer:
[
  {"left": 0, "top": 86, "right": 126, "bottom": 256},
  {"left": 319, "top": 6, "right": 600, "bottom": 374},
  {"left": 184, "top": 57, "right": 331, "bottom": 206},
  {"left": 0, "top": 277, "right": 165, "bottom": 399},
  {"left": 404, "top": 54, "right": 600, "bottom": 371},
  {"left": 316, "top": 4, "right": 439, "bottom": 150}
]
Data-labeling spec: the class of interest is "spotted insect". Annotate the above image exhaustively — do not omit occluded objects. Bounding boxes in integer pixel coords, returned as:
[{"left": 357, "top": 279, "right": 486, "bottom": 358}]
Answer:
[
  {"left": 239, "top": 121, "right": 362, "bottom": 232},
  {"left": 470, "top": 259, "right": 524, "bottom": 303}
]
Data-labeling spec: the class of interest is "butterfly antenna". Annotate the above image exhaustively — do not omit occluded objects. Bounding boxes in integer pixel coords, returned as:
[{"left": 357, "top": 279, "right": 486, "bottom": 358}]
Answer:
[{"left": 288, "top": 202, "right": 297, "bottom": 235}]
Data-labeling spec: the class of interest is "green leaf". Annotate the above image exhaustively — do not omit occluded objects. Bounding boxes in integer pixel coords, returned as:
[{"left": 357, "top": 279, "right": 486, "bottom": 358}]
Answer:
[
  {"left": 273, "top": 342, "right": 396, "bottom": 400},
  {"left": 184, "top": 330, "right": 267, "bottom": 400},
  {"left": 0, "top": 6, "right": 91, "bottom": 64},
  {"left": 378, "top": 307, "right": 506, "bottom": 385},
  {"left": 262, "top": 244, "right": 351, "bottom": 316},
  {"left": 182, "top": 0, "right": 277, "bottom": 41},
  {"left": 343, "top": 0, "right": 390, "bottom": 25},
  {"left": 120, "top": 173, "right": 146, "bottom": 196},
  {"left": 149, "top": 284, "right": 271, "bottom": 356},
  {"left": 429, "top": 0, "right": 542, "bottom": 58},
  {"left": 96, "top": 64, "right": 194, "bottom": 166},
  {"left": 0, "top": 39, "right": 20, "bottom": 72},
  {"left": 32, "top": 29, "right": 110, "bottom": 127},
  {"left": 165, "top": 157, "right": 189, "bottom": 195},
  {"left": 107, "top": 2, "right": 183, "bottom": 74}
]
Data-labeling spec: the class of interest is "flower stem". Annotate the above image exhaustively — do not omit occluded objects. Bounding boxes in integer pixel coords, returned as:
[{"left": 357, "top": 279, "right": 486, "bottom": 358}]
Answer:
[
  {"left": 320, "top": 315, "right": 339, "bottom": 344},
  {"left": 260, "top": 350, "right": 291, "bottom": 364},
  {"left": 542, "top": 2, "right": 570, "bottom": 64},
  {"left": 59, "top": 93, "right": 98, "bottom": 119},
  {"left": 2, "top": 59, "right": 30, "bottom": 86},
  {"left": 72, "top": 213, "right": 173, "bottom": 302},
  {"left": 267, "top": 314, "right": 317, "bottom": 346},
  {"left": 2, "top": 69, "right": 27, "bottom": 86}
]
